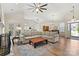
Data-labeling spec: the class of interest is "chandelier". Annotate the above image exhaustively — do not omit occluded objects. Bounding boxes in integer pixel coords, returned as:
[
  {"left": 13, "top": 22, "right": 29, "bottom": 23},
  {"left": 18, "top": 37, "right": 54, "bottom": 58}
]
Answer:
[{"left": 72, "top": 4, "right": 76, "bottom": 21}]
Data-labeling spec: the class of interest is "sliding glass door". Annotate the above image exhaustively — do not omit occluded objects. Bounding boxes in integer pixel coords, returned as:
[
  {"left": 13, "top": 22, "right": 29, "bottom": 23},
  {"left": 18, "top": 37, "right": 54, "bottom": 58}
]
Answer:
[{"left": 70, "top": 22, "right": 79, "bottom": 37}]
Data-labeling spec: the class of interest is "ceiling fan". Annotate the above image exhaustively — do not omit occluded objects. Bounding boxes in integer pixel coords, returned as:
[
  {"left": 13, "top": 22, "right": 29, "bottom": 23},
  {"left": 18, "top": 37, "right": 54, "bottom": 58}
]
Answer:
[{"left": 27, "top": 3, "right": 48, "bottom": 13}]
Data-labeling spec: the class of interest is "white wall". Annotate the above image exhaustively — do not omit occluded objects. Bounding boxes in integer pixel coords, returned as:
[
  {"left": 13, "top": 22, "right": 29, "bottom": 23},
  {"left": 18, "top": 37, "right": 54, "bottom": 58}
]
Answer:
[{"left": 1, "top": 3, "right": 79, "bottom": 37}]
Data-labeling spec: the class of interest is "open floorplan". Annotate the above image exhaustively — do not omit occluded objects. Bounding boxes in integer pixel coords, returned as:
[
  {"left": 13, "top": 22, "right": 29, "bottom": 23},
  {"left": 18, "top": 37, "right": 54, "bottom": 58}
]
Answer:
[{"left": 0, "top": 3, "right": 79, "bottom": 56}]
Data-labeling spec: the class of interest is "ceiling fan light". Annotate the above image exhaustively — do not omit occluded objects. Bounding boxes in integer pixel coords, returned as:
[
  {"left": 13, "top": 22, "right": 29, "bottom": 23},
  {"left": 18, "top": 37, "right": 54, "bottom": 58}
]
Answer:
[
  {"left": 28, "top": 3, "right": 48, "bottom": 13},
  {"left": 36, "top": 8, "right": 39, "bottom": 12}
]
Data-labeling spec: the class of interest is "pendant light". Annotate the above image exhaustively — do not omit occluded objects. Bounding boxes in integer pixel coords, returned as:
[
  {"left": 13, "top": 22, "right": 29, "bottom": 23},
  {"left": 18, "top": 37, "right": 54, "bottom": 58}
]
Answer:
[{"left": 72, "top": 4, "right": 76, "bottom": 21}]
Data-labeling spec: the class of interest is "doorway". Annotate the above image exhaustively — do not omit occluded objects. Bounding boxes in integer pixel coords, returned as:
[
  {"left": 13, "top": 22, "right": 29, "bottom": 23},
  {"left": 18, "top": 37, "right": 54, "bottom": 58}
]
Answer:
[{"left": 70, "top": 22, "right": 79, "bottom": 37}]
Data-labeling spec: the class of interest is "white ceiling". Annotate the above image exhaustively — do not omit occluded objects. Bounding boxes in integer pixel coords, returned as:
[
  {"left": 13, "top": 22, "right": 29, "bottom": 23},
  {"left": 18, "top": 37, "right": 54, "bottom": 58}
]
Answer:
[{"left": 0, "top": 3, "right": 79, "bottom": 24}]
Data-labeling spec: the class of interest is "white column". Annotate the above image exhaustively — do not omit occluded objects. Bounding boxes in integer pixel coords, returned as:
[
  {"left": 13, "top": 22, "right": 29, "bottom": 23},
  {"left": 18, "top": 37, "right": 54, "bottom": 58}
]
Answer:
[
  {"left": 1, "top": 4, "right": 5, "bottom": 34},
  {"left": 0, "top": 4, "right": 5, "bottom": 48}
]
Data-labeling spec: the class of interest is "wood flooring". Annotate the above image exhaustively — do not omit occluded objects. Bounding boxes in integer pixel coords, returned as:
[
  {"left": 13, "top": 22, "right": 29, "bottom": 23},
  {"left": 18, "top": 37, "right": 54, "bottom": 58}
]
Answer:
[{"left": 1, "top": 37, "right": 79, "bottom": 56}]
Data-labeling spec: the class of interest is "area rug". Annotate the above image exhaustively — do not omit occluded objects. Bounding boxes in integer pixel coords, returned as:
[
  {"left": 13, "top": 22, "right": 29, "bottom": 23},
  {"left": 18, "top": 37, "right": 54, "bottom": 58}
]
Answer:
[{"left": 17, "top": 43, "right": 54, "bottom": 56}]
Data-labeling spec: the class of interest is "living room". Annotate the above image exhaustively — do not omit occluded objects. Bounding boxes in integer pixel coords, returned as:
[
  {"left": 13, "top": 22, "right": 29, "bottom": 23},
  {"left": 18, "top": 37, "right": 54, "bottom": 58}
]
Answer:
[{"left": 0, "top": 3, "right": 79, "bottom": 56}]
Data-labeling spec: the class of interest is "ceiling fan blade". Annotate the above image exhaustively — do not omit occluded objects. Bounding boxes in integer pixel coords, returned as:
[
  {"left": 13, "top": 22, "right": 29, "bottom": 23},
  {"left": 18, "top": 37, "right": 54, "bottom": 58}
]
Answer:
[
  {"left": 39, "top": 9, "right": 43, "bottom": 12},
  {"left": 36, "top": 11, "right": 38, "bottom": 13},
  {"left": 32, "top": 8, "right": 36, "bottom": 12},
  {"left": 40, "top": 8, "right": 47, "bottom": 10},
  {"left": 33, "top": 3, "right": 36, "bottom": 7},
  {"left": 38, "top": 3, "right": 41, "bottom": 5},
  {"left": 40, "top": 4, "right": 48, "bottom": 7}
]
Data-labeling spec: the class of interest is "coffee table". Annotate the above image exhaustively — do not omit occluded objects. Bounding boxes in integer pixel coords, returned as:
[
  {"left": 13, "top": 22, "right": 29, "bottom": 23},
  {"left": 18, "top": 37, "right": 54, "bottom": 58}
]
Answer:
[{"left": 29, "top": 37, "right": 48, "bottom": 48}]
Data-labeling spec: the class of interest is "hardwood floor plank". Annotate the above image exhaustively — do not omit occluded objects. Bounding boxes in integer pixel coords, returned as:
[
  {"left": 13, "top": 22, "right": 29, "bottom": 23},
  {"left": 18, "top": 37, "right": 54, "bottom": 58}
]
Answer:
[{"left": 11, "top": 37, "right": 79, "bottom": 56}]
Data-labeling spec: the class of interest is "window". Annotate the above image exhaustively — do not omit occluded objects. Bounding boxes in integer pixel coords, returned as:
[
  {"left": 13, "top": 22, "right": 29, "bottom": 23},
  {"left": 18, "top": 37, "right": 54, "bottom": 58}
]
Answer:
[{"left": 70, "top": 22, "right": 79, "bottom": 37}]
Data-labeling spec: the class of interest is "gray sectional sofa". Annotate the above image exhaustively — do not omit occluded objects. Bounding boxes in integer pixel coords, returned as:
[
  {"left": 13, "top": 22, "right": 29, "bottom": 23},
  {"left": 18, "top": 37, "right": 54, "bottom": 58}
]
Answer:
[{"left": 22, "top": 29, "right": 59, "bottom": 43}]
